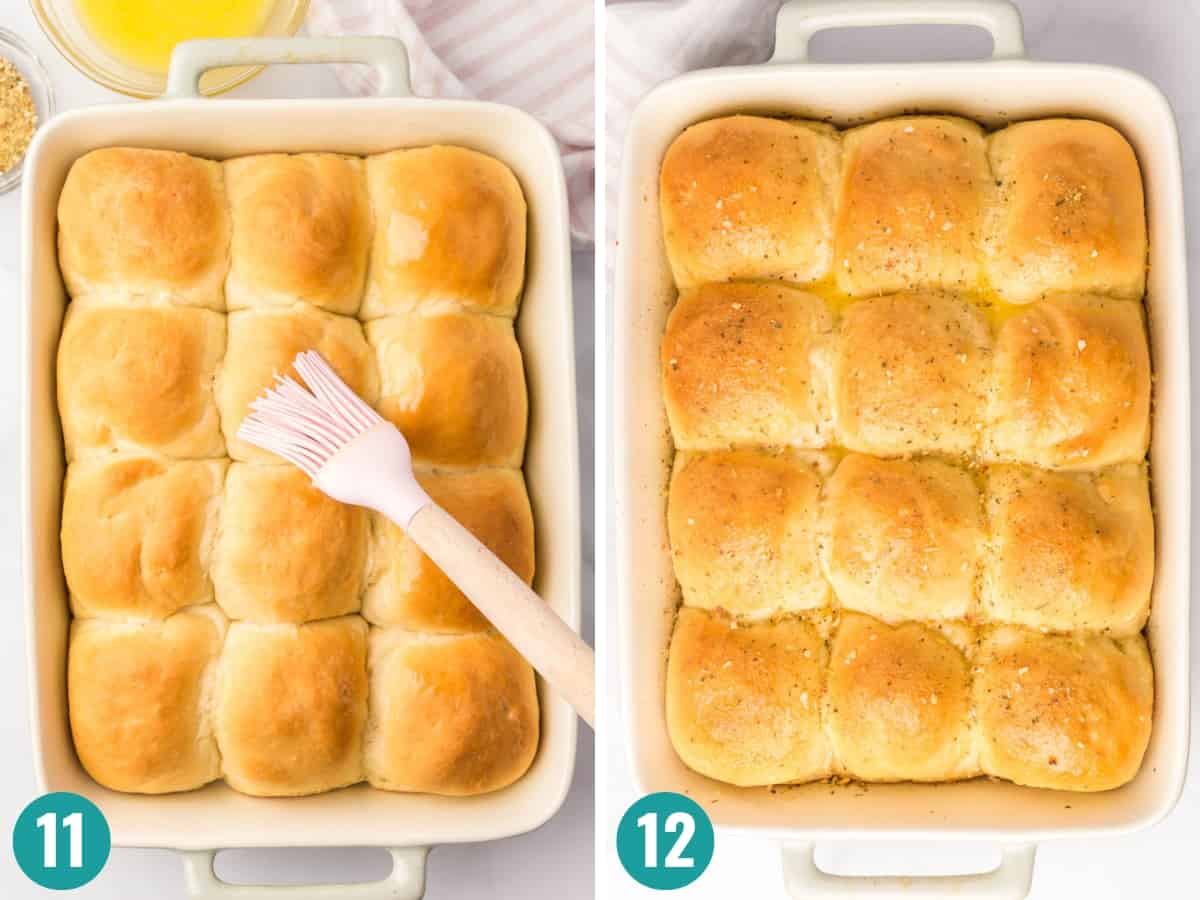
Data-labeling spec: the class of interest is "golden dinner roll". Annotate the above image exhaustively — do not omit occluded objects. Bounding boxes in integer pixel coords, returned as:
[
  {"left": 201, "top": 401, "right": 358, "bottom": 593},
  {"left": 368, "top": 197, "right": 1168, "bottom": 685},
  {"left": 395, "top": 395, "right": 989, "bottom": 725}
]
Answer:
[
  {"left": 827, "top": 614, "right": 978, "bottom": 782},
  {"left": 364, "top": 468, "right": 535, "bottom": 631},
  {"left": 660, "top": 116, "right": 840, "bottom": 288},
  {"left": 366, "top": 311, "right": 527, "bottom": 468},
  {"left": 68, "top": 607, "right": 225, "bottom": 794},
  {"left": 365, "top": 629, "right": 539, "bottom": 795},
  {"left": 224, "top": 153, "right": 370, "bottom": 315},
  {"left": 832, "top": 293, "right": 991, "bottom": 455},
  {"left": 985, "top": 294, "right": 1150, "bottom": 469},
  {"left": 216, "top": 306, "right": 378, "bottom": 462},
  {"left": 58, "top": 148, "right": 230, "bottom": 309},
  {"left": 661, "top": 282, "right": 834, "bottom": 450},
  {"left": 62, "top": 455, "right": 227, "bottom": 620},
  {"left": 984, "top": 119, "right": 1147, "bottom": 302},
  {"left": 57, "top": 302, "right": 226, "bottom": 460},
  {"left": 835, "top": 116, "right": 988, "bottom": 296},
  {"left": 212, "top": 464, "right": 368, "bottom": 623},
  {"left": 975, "top": 626, "right": 1153, "bottom": 791},
  {"left": 362, "top": 146, "right": 527, "bottom": 318},
  {"left": 983, "top": 464, "right": 1153, "bottom": 635},
  {"left": 666, "top": 607, "right": 831, "bottom": 787},
  {"left": 667, "top": 449, "right": 829, "bottom": 617},
  {"left": 823, "top": 454, "right": 983, "bottom": 622},
  {"left": 215, "top": 617, "right": 368, "bottom": 796}
]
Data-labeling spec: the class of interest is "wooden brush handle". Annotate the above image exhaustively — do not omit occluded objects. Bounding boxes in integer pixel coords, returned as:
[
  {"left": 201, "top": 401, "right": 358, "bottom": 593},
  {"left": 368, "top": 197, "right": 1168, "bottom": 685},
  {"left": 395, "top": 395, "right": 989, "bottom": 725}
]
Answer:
[{"left": 407, "top": 503, "right": 595, "bottom": 729}]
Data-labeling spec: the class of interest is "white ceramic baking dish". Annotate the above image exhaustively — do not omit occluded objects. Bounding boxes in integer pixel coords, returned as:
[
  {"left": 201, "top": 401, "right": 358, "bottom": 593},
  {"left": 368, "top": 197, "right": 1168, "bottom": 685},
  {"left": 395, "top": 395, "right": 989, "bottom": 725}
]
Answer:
[
  {"left": 613, "top": 2, "right": 1190, "bottom": 896},
  {"left": 21, "top": 37, "right": 581, "bottom": 899}
]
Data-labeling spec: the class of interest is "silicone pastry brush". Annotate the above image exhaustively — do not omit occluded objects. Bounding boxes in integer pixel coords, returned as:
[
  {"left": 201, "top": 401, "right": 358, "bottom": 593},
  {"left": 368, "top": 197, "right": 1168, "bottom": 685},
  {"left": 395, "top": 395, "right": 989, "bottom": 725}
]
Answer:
[{"left": 238, "top": 350, "right": 595, "bottom": 728}]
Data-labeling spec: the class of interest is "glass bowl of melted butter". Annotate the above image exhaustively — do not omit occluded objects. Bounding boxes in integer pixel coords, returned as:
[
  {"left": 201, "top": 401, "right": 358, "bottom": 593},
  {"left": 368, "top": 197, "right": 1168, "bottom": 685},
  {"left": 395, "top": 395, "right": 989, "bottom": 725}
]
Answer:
[{"left": 30, "top": 0, "right": 309, "bottom": 97}]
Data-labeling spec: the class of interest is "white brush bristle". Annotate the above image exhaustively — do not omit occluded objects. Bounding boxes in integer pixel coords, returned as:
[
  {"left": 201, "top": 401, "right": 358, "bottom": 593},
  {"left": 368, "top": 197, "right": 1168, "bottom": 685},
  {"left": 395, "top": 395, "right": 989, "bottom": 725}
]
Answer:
[{"left": 236, "top": 350, "right": 382, "bottom": 477}]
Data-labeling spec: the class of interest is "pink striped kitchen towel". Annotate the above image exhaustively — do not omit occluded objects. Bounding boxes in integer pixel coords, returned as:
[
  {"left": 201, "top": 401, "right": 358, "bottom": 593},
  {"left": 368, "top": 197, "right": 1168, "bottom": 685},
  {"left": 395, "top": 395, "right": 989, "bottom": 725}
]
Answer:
[
  {"left": 605, "top": 0, "right": 783, "bottom": 247},
  {"left": 308, "top": 0, "right": 595, "bottom": 243}
]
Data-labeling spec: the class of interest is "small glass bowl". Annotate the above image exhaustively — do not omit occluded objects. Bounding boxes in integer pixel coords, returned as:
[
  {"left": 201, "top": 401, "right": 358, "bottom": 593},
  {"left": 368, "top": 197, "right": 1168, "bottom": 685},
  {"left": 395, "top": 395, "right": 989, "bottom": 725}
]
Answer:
[
  {"left": 29, "top": 0, "right": 309, "bottom": 99},
  {"left": 0, "top": 27, "right": 54, "bottom": 195}
]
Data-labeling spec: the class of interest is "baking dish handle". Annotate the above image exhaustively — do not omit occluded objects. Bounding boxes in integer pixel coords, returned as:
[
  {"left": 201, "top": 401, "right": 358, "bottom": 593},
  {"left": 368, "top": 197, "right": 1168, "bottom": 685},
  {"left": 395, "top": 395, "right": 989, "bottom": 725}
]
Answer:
[
  {"left": 181, "top": 847, "right": 428, "bottom": 899},
  {"left": 164, "top": 36, "right": 413, "bottom": 99},
  {"left": 770, "top": 0, "right": 1026, "bottom": 63},
  {"left": 781, "top": 842, "right": 1036, "bottom": 899}
]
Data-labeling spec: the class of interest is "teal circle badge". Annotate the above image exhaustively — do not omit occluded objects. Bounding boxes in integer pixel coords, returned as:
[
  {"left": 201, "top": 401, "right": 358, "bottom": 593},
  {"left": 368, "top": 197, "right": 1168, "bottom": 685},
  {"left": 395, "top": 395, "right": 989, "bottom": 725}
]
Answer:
[
  {"left": 616, "top": 792, "right": 714, "bottom": 889},
  {"left": 12, "top": 792, "right": 111, "bottom": 890}
]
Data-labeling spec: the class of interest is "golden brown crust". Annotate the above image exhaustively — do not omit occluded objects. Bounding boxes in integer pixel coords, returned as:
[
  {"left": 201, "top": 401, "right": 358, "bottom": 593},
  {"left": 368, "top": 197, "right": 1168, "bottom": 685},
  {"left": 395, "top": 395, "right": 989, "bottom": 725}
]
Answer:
[
  {"left": 365, "top": 629, "right": 539, "bottom": 795},
  {"left": 58, "top": 148, "right": 230, "bottom": 309},
  {"left": 364, "top": 469, "right": 535, "bottom": 631},
  {"left": 832, "top": 292, "right": 992, "bottom": 455},
  {"left": 362, "top": 146, "right": 526, "bottom": 318},
  {"left": 63, "top": 456, "right": 226, "bottom": 620},
  {"left": 660, "top": 116, "right": 840, "bottom": 288},
  {"left": 983, "top": 464, "right": 1153, "bottom": 635},
  {"left": 984, "top": 119, "right": 1146, "bottom": 302},
  {"left": 668, "top": 449, "right": 828, "bottom": 617},
  {"left": 212, "top": 464, "right": 368, "bottom": 624},
  {"left": 68, "top": 608, "right": 225, "bottom": 794},
  {"left": 823, "top": 454, "right": 982, "bottom": 622},
  {"left": 57, "top": 302, "right": 226, "bottom": 460},
  {"left": 366, "top": 312, "right": 527, "bottom": 468},
  {"left": 836, "top": 116, "right": 987, "bottom": 296},
  {"left": 975, "top": 627, "right": 1153, "bottom": 791},
  {"left": 985, "top": 293, "right": 1150, "bottom": 469},
  {"left": 827, "top": 613, "right": 978, "bottom": 781},
  {"left": 654, "top": 117, "right": 1156, "bottom": 795},
  {"left": 666, "top": 607, "right": 831, "bottom": 787},
  {"left": 216, "top": 306, "right": 378, "bottom": 462},
  {"left": 661, "top": 281, "right": 834, "bottom": 450},
  {"left": 58, "top": 144, "right": 545, "bottom": 801},
  {"left": 216, "top": 617, "right": 368, "bottom": 796},
  {"left": 224, "top": 153, "right": 370, "bottom": 315}
]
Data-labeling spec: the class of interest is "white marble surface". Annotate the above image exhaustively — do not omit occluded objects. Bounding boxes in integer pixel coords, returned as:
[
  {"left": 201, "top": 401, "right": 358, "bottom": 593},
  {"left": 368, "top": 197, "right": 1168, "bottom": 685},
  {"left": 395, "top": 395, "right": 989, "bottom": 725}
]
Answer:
[
  {"left": 0, "top": 2, "right": 594, "bottom": 896},
  {"left": 600, "top": 0, "right": 1200, "bottom": 897}
]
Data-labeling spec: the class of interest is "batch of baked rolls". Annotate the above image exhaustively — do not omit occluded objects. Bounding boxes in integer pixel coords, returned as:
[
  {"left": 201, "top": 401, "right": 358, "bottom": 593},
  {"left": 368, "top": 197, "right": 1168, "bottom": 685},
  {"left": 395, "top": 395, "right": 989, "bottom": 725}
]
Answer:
[
  {"left": 659, "top": 115, "right": 1155, "bottom": 792},
  {"left": 56, "top": 145, "right": 540, "bottom": 797}
]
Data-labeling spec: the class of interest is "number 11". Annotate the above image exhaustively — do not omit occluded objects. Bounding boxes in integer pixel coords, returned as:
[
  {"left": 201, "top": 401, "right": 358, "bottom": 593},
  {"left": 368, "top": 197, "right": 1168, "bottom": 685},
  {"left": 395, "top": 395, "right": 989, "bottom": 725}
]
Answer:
[{"left": 35, "top": 812, "right": 84, "bottom": 869}]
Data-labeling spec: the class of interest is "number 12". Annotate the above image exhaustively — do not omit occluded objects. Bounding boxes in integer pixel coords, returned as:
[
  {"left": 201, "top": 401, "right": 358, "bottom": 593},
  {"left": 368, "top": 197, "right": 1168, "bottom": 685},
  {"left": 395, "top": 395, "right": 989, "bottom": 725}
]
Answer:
[
  {"left": 636, "top": 811, "right": 697, "bottom": 869},
  {"left": 35, "top": 812, "right": 84, "bottom": 869}
]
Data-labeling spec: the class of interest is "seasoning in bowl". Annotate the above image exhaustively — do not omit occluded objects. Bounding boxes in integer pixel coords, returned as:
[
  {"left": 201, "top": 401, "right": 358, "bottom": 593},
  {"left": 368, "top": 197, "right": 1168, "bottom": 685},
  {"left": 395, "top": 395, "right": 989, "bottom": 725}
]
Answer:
[{"left": 0, "top": 56, "right": 37, "bottom": 175}]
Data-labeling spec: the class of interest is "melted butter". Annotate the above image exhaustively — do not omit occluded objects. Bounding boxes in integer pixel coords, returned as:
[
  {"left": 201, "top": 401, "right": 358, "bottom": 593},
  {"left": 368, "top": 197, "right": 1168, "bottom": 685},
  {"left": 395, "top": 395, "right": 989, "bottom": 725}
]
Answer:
[
  {"left": 797, "top": 277, "right": 857, "bottom": 315},
  {"left": 976, "top": 294, "right": 1029, "bottom": 330},
  {"left": 75, "top": 0, "right": 274, "bottom": 75},
  {"left": 745, "top": 273, "right": 1033, "bottom": 333},
  {"left": 971, "top": 271, "right": 1031, "bottom": 331}
]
